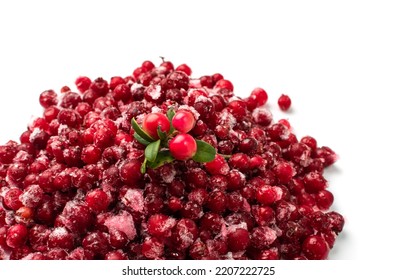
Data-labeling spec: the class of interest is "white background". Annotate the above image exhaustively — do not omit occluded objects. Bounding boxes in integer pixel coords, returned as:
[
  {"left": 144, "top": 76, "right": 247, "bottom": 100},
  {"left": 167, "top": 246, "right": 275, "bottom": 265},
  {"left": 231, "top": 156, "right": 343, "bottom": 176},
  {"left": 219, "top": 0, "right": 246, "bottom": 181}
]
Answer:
[{"left": 0, "top": 0, "right": 395, "bottom": 269}]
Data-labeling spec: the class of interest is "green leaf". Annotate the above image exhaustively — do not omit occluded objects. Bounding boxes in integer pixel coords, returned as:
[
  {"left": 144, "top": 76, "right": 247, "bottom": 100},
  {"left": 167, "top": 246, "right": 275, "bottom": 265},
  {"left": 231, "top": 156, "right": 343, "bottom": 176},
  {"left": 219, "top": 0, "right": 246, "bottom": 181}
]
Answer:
[
  {"left": 167, "top": 108, "right": 176, "bottom": 134},
  {"left": 134, "top": 132, "right": 151, "bottom": 146},
  {"left": 157, "top": 126, "right": 168, "bottom": 141},
  {"left": 140, "top": 158, "right": 147, "bottom": 174},
  {"left": 131, "top": 118, "right": 154, "bottom": 143},
  {"left": 192, "top": 140, "right": 216, "bottom": 163},
  {"left": 145, "top": 140, "right": 161, "bottom": 162},
  {"left": 166, "top": 107, "right": 176, "bottom": 121},
  {"left": 147, "top": 150, "right": 175, "bottom": 169}
]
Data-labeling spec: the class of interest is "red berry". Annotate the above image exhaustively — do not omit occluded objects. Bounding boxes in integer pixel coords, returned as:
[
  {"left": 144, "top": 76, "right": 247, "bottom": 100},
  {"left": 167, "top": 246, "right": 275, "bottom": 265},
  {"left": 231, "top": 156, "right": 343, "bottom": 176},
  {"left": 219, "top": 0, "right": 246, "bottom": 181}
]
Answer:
[
  {"left": 142, "top": 113, "right": 171, "bottom": 139},
  {"left": 302, "top": 235, "right": 329, "bottom": 260},
  {"left": 227, "top": 228, "right": 250, "bottom": 252},
  {"left": 75, "top": 76, "right": 92, "bottom": 93},
  {"left": 278, "top": 94, "right": 292, "bottom": 111},
  {"left": 169, "top": 134, "right": 197, "bottom": 160},
  {"left": 215, "top": 79, "right": 233, "bottom": 91},
  {"left": 175, "top": 64, "right": 192, "bottom": 76},
  {"left": 172, "top": 110, "right": 196, "bottom": 133}
]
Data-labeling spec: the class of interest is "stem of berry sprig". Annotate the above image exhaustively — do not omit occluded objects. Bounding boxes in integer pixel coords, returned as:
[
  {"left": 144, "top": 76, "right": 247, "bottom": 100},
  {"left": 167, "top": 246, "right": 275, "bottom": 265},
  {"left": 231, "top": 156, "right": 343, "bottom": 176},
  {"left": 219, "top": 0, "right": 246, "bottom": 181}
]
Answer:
[{"left": 132, "top": 108, "right": 216, "bottom": 173}]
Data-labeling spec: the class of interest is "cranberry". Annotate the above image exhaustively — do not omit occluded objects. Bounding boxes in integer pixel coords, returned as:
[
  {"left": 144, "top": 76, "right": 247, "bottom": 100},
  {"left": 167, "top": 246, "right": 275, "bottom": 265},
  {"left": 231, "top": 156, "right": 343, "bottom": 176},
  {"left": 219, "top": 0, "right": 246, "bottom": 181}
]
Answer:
[
  {"left": 204, "top": 154, "right": 229, "bottom": 175},
  {"left": 39, "top": 90, "right": 58, "bottom": 108},
  {"left": 175, "top": 64, "right": 192, "bottom": 76},
  {"left": 119, "top": 159, "right": 143, "bottom": 185},
  {"left": 304, "top": 171, "right": 327, "bottom": 193},
  {"left": 246, "top": 87, "right": 268, "bottom": 110},
  {"left": 171, "top": 218, "right": 198, "bottom": 249},
  {"left": 141, "top": 113, "right": 170, "bottom": 139},
  {"left": 278, "top": 94, "right": 292, "bottom": 111},
  {"left": 6, "top": 224, "right": 28, "bottom": 248},
  {"left": 147, "top": 214, "right": 176, "bottom": 239},
  {"left": 215, "top": 79, "right": 234, "bottom": 91},
  {"left": 169, "top": 134, "right": 197, "bottom": 160},
  {"left": 3, "top": 188, "right": 23, "bottom": 210},
  {"left": 273, "top": 161, "right": 294, "bottom": 184},
  {"left": 85, "top": 189, "right": 110, "bottom": 213},
  {"left": 141, "top": 237, "right": 164, "bottom": 259},
  {"left": 229, "top": 153, "right": 250, "bottom": 172},
  {"left": 172, "top": 110, "right": 196, "bottom": 133},
  {"left": 48, "top": 227, "right": 74, "bottom": 250},
  {"left": 75, "top": 76, "right": 92, "bottom": 93},
  {"left": 82, "top": 231, "right": 110, "bottom": 257},
  {"left": 227, "top": 228, "right": 250, "bottom": 252},
  {"left": 315, "top": 190, "right": 334, "bottom": 210},
  {"left": 302, "top": 235, "right": 329, "bottom": 260}
]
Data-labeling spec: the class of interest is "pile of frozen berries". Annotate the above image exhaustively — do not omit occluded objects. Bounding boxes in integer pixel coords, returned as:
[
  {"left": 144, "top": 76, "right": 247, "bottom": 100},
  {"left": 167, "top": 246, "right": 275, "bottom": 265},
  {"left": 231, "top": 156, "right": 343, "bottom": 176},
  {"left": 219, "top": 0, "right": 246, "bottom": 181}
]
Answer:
[{"left": 0, "top": 59, "right": 344, "bottom": 260}]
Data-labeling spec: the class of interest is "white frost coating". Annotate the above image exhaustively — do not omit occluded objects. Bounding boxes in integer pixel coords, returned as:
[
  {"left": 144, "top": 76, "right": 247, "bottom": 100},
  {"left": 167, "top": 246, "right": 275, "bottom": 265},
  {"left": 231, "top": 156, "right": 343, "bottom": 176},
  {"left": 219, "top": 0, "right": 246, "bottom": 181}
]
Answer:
[
  {"left": 260, "top": 226, "right": 277, "bottom": 246},
  {"left": 194, "top": 94, "right": 210, "bottom": 103},
  {"left": 241, "top": 198, "right": 251, "bottom": 212},
  {"left": 159, "top": 217, "right": 176, "bottom": 233},
  {"left": 50, "top": 227, "right": 68, "bottom": 238},
  {"left": 218, "top": 110, "right": 237, "bottom": 128},
  {"left": 57, "top": 124, "right": 69, "bottom": 135},
  {"left": 177, "top": 105, "right": 200, "bottom": 120},
  {"left": 252, "top": 107, "right": 272, "bottom": 123},
  {"left": 122, "top": 189, "right": 144, "bottom": 213},
  {"left": 146, "top": 85, "right": 162, "bottom": 100},
  {"left": 226, "top": 222, "right": 248, "bottom": 234},
  {"left": 131, "top": 82, "right": 143, "bottom": 91},
  {"left": 273, "top": 186, "right": 284, "bottom": 202},
  {"left": 29, "top": 128, "right": 43, "bottom": 143},
  {"left": 104, "top": 210, "right": 137, "bottom": 240},
  {"left": 162, "top": 167, "right": 176, "bottom": 184},
  {"left": 150, "top": 106, "right": 163, "bottom": 113},
  {"left": 19, "top": 185, "right": 41, "bottom": 207},
  {"left": 188, "top": 79, "right": 201, "bottom": 88}
]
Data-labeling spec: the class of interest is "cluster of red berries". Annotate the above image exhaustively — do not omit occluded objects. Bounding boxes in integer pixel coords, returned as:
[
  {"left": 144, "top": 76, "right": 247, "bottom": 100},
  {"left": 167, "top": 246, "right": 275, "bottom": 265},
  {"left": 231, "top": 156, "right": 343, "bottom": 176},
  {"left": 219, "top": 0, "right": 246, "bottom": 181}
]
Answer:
[{"left": 0, "top": 59, "right": 343, "bottom": 260}]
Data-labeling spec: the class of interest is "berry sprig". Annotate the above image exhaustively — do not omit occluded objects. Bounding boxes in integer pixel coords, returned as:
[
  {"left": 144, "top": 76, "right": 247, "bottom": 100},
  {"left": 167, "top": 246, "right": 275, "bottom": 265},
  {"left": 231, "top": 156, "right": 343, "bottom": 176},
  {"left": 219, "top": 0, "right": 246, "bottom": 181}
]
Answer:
[{"left": 132, "top": 108, "right": 216, "bottom": 173}]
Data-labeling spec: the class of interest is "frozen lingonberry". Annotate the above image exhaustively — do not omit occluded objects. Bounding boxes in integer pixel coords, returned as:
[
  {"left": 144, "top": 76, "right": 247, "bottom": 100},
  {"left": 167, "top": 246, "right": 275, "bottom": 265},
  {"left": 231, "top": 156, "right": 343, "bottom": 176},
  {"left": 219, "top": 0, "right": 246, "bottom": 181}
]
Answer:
[
  {"left": 204, "top": 154, "right": 229, "bottom": 175},
  {"left": 315, "top": 190, "right": 334, "bottom": 210},
  {"left": 169, "top": 134, "right": 197, "bottom": 161},
  {"left": 304, "top": 171, "right": 327, "bottom": 193},
  {"left": 141, "top": 237, "right": 164, "bottom": 259},
  {"left": 302, "top": 235, "right": 329, "bottom": 260},
  {"left": 119, "top": 159, "right": 143, "bottom": 185},
  {"left": 246, "top": 87, "right": 268, "bottom": 110},
  {"left": 227, "top": 228, "right": 250, "bottom": 252},
  {"left": 171, "top": 218, "right": 198, "bottom": 249},
  {"left": 75, "top": 76, "right": 92, "bottom": 93},
  {"left": 215, "top": 79, "right": 234, "bottom": 92},
  {"left": 273, "top": 161, "right": 295, "bottom": 184},
  {"left": 175, "top": 64, "right": 192, "bottom": 76},
  {"left": 147, "top": 214, "right": 176, "bottom": 239},
  {"left": 3, "top": 188, "right": 23, "bottom": 211},
  {"left": 39, "top": 90, "right": 58, "bottom": 108},
  {"left": 172, "top": 110, "right": 196, "bottom": 133},
  {"left": 48, "top": 227, "right": 74, "bottom": 250},
  {"left": 6, "top": 224, "right": 28, "bottom": 248},
  {"left": 142, "top": 113, "right": 171, "bottom": 139},
  {"left": 85, "top": 189, "right": 110, "bottom": 213},
  {"left": 278, "top": 94, "right": 292, "bottom": 111}
]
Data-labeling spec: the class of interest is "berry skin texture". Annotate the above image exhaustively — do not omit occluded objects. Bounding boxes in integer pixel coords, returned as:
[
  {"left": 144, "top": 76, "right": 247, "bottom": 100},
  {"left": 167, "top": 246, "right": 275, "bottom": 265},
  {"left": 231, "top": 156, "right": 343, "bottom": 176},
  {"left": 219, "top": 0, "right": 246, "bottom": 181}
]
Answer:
[
  {"left": 172, "top": 110, "right": 196, "bottom": 133},
  {"left": 169, "top": 134, "right": 197, "bottom": 161},
  {"left": 302, "top": 235, "right": 329, "bottom": 260},
  {"left": 142, "top": 113, "right": 171, "bottom": 139},
  {"left": 278, "top": 94, "right": 292, "bottom": 111}
]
